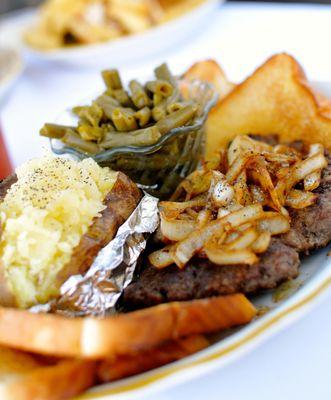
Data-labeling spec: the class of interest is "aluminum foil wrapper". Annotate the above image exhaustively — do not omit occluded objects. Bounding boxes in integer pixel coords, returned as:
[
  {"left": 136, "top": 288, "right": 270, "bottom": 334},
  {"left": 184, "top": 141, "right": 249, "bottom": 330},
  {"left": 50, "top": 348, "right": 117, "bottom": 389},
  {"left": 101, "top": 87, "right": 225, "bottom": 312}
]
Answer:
[{"left": 31, "top": 193, "right": 159, "bottom": 317}]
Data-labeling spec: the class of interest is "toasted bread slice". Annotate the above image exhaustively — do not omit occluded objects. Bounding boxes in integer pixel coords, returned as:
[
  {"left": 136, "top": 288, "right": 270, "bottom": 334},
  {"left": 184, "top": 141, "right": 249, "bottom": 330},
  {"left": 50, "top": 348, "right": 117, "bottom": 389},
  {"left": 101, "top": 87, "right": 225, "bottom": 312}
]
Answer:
[
  {"left": 0, "top": 171, "right": 141, "bottom": 307},
  {"left": 0, "top": 294, "right": 256, "bottom": 359},
  {"left": 97, "top": 334, "right": 209, "bottom": 383},
  {"left": 204, "top": 53, "right": 331, "bottom": 158},
  {"left": 0, "top": 347, "right": 95, "bottom": 400}
]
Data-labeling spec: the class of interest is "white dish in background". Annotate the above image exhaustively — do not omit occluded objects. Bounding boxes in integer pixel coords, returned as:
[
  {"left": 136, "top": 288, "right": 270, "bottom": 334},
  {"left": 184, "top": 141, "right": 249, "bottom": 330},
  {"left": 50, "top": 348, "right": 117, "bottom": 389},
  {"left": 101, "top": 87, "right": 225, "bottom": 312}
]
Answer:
[
  {"left": 0, "top": 0, "right": 220, "bottom": 68},
  {"left": 0, "top": 47, "right": 23, "bottom": 107}
]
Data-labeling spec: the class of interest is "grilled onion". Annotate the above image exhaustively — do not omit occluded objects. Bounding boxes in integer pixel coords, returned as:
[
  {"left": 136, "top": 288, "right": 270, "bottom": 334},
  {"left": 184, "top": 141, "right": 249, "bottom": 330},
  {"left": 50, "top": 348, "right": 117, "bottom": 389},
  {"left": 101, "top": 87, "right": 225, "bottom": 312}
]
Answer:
[
  {"left": 257, "top": 212, "right": 290, "bottom": 235},
  {"left": 150, "top": 135, "right": 326, "bottom": 271},
  {"left": 285, "top": 189, "right": 317, "bottom": 209},
  {"left": 204, "top": 247, "right": 258, "bottom": 266}
]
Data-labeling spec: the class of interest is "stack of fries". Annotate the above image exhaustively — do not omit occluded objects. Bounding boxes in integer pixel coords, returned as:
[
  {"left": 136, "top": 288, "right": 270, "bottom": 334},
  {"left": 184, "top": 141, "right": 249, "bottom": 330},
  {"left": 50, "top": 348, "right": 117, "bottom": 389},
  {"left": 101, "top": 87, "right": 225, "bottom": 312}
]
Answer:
[{"left": 24, "top": 0, "right": 207, "bottom": 50}]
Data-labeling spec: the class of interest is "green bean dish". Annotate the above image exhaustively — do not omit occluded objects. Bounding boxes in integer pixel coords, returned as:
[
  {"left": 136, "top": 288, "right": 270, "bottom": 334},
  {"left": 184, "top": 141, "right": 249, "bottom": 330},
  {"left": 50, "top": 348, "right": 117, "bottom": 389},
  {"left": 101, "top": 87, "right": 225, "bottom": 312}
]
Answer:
[{"left": 43, "top": 63, "right": 218, "bottom": 198}]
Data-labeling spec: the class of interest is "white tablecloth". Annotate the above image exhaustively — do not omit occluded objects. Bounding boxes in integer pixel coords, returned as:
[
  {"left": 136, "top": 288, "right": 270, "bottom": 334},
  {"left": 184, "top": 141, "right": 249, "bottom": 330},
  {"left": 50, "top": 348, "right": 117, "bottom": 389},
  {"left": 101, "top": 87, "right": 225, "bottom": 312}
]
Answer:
[{"left": 1, "top": 2, "right": 331, "bottom": 399}]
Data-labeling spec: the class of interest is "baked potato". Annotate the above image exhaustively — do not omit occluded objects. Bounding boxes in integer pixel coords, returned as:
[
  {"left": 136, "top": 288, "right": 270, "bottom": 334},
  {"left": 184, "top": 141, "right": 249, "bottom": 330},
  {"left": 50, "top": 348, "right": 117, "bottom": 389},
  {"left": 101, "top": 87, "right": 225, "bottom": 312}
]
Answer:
[{"left": 0, "top": 156, "right": 141, "bottom": 308}]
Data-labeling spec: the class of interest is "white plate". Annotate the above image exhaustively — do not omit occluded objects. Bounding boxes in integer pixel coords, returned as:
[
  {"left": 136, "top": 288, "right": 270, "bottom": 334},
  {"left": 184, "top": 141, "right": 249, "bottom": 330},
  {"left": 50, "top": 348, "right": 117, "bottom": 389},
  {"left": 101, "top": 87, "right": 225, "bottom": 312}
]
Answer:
[
  {"left": 74, "top": 81, "right": 331, "bottom": 400},
  {"left": 0, "top": 0, "right": 220, "bottom": 68}
]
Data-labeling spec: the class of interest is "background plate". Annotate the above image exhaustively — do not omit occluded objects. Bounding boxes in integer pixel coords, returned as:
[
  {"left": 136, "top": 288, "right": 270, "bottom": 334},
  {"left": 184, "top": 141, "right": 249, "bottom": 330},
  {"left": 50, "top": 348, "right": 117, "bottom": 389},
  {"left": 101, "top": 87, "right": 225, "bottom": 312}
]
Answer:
[{"left": 0, "top": 0, "right": 221, "bottom": 68}]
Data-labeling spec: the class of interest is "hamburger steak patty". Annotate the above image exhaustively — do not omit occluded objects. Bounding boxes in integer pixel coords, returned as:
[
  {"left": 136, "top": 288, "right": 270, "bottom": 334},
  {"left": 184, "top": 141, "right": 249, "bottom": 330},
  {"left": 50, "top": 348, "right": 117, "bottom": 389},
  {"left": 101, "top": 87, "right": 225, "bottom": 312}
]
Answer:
[
  {"left": 123, "top": 140, "right": 331, "bottom": 310},
  {"left": 281, "top": 153, "right": 331, "bottom": 253},
  {"left": 123, "top": 239, "right": 300, "bottom": 310}
]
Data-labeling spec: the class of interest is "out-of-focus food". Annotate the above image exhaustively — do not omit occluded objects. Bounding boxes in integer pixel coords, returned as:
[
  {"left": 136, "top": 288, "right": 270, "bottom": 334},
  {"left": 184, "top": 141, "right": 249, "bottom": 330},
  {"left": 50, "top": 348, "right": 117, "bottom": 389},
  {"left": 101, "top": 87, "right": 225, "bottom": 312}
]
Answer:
[
  {"left": 0, "top": 294, "right": 256, "bottom": 358},
  {"left": 97, "top": 335, "right": 209, "bottom": 382},
  {"left": 24, "top": 0, "right": 208, "bottom": 51},
  {"left": 0, "top": 346, "right": 95, "bottom": 400},
  {"left": 0, "top": 156, "right": 141, "bottom": 308}
]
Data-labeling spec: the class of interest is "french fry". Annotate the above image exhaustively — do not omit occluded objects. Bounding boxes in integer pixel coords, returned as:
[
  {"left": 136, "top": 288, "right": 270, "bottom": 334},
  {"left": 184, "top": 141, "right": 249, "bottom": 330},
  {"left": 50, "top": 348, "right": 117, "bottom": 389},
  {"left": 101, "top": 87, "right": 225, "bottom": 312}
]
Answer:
[{"left": 97, "top": 335, "right": 209, "bottom": 383}]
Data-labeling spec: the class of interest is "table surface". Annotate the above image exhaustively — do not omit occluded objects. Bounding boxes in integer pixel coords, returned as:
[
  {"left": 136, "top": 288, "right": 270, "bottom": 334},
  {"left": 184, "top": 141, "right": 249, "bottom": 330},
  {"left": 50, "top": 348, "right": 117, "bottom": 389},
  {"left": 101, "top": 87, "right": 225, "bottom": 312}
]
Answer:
[{"left": 1, "top": 2, "right": 331, "bottom": 399}]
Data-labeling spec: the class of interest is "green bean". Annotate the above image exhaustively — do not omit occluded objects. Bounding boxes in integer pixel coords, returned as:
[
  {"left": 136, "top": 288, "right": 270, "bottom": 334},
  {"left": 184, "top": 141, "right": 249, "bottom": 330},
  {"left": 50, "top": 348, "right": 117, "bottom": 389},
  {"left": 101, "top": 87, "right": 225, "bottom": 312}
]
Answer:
[
  {"left": 62, "top": 129, "right": 100, "bottom": 154},
  {"left": 111, "top": 109, "right": 128, "bottom": 132},
  {"left": 102, "top": 69, "right": 122, "bottom": 90},
  {"left": 153, "top": 93, "right": 164, "bottom": 106},
  {"left": 129, "top": 80, "right": 150, "bottom": 109},
  {"left": 40, "top": 123, "right": 72, "bottom": 139},
  {"left": 100, "top": 126, "right": 161, "bottom": 149},
  {"left": 146, "top": 80, "right": 174, "bottom": 97},
  {"left": 152, "top": 105, "right": 167, "bottom": 122},
  {"left": 111, "top": 109, "right": 138, "bottom": 132},
  {"left": 95, "top": 94, "right": 120, "bottom": 119},
  {"left": 73, "top": 103, "right": 103, "bottom": 127},
  {"left": 134, "top": 107, "right": 151, "bottom": 127},
  {"left": 154, "top": 63, "right": 181, "bottom": 106},
  {"left": 78, "top": 125, "right": 105, "bottom": 141},
  {"left": 167, "top": 101, "right": 192, "bottom": 114},
  {"left": 112, "top": 89, "right": 132, "bottom": 107},
  {"left": 96, "top": 94, "right": 135, "bottom": 119},
  {"left": 100, "top": 122, "right": 115, "bottom": 132},
  {"left": 154, "top": 63, "right": 176, "bottom": 86},
  {"left": 156, "top": 105, "right": 197, "bottom": 134},
  {"left": 123, "top": 113, "right": 138, "bottom": 131}
]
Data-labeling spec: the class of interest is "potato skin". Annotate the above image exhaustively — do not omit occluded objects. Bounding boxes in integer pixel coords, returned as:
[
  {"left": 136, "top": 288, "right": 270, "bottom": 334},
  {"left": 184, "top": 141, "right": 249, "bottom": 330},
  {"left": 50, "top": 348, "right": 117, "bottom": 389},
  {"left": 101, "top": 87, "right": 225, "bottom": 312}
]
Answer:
[
  {"left": 0, "top": 172, "right": 141, "bottom": 307},
  {"left": 57, "top": 172, "right": 141, "bottom": 284}
]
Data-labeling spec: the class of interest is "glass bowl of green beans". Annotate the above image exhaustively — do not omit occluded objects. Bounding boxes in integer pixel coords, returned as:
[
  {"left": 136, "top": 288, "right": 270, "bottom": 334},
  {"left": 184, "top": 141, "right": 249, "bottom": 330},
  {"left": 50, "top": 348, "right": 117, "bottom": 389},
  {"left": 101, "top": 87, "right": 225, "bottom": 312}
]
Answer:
[{"left": 44, "top": 64, "right": 218, "bottom": 199}]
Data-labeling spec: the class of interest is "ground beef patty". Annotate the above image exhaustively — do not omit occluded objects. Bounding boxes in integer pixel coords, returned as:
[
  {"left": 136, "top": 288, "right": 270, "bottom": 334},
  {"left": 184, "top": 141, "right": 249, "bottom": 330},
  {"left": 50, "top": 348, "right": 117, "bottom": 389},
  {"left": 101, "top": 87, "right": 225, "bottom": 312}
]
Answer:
[
  {"left": 281, "top": 153, "right": 331, "bottom": 254},
  {"left": 123, "top": 239, "right": 300, "bottom": 310},
  {"left": 123, "top": 140, "right": 331, "bottom": 310}
]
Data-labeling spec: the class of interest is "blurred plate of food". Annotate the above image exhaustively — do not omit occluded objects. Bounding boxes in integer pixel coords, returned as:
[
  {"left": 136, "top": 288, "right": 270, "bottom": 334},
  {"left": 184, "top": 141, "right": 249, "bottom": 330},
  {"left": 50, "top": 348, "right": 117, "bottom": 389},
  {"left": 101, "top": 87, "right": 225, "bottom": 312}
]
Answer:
[{"left": 0, "top": 0, "right": 220, "bottom": 67}]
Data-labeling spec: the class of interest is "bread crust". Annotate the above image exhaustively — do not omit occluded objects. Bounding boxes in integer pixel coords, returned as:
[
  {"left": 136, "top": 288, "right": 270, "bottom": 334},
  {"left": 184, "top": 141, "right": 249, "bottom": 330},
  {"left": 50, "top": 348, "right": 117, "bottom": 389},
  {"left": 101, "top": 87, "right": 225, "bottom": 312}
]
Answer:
[
  {"left": 0, "top": 346, "right": 95, "bottom": 400},
  {"left": 0, "top": 294, "right": 256, "bottom": 359},
  {"left": 198, "top": 53, "right": 331, "bottom": 158},
  {"left": 0, "top": 171, "right": 141, "bottom": 307}
]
